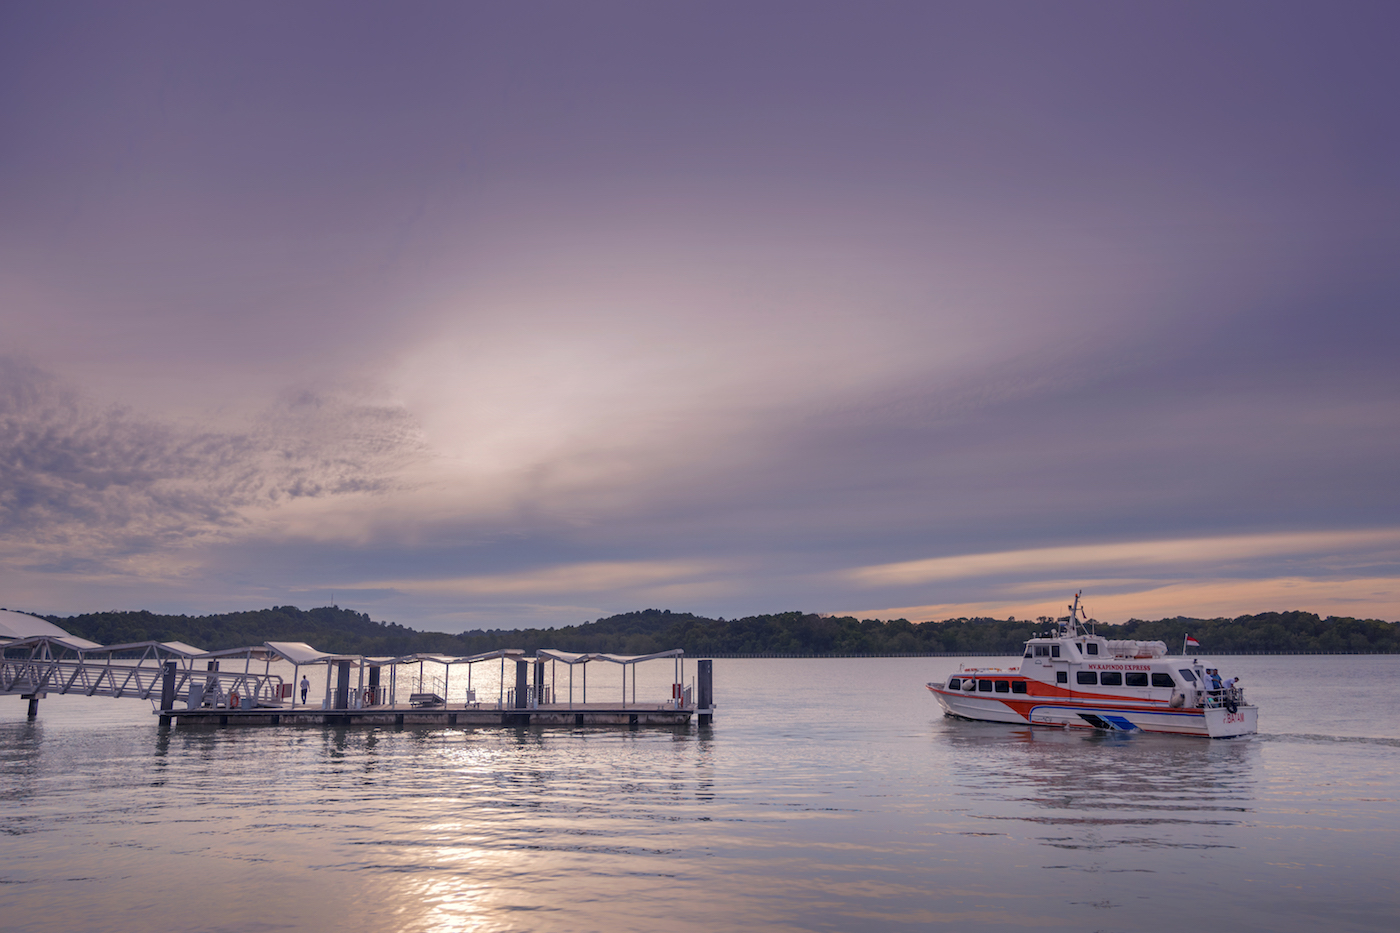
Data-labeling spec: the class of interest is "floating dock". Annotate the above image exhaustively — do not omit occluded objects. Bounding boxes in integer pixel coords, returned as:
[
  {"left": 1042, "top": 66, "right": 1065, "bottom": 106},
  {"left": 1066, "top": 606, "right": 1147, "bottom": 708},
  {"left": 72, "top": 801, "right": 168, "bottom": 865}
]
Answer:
[
  {"left": 166, "top": 701, "right": 699, "bottom": 728},
  {"left": 2, "top": 609, "right": 716, "bottom": 729}
]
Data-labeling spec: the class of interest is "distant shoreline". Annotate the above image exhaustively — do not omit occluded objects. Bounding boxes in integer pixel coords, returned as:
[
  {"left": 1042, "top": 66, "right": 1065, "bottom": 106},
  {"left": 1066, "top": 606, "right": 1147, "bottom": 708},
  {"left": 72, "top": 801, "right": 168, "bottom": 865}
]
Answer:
[{"left": 33, "top": 604, "right": 1400, "bottom": 657}]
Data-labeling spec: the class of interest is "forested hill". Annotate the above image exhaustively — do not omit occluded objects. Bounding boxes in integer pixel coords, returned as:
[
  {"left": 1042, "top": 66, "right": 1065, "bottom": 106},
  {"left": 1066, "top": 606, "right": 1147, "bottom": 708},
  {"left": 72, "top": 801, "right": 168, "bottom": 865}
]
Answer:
[
  {"left": 39, "top": 605, "right": 1400, "bottom": 656},
  {"left": 41, "top": 606, "right": 463, "bottom": 657}
]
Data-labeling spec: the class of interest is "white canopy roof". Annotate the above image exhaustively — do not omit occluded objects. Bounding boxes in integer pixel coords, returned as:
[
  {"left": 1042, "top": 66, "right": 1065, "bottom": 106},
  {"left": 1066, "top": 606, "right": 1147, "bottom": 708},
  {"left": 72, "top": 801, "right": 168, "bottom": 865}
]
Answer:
[
  {"left": 536, "top": 648, "right": 684, "bottom": 665},
  {"left": 0, "top": 633, "right": 106, "bottom": 652},
  {"left": 160, "top": 641, "right": 208, "bottom": 656},
  {"left": 97, "top": 640, "right": 208, "bottom": 657},
  {"left": 264, "top": 641, "right": 334, "bottom": 665},
  {"left": 0, "top": 609, "right": 85, "bottom": 643},
  {"left": 455, "top": 648, "right": 526, "bottom": 664},
  {"left": 199, "top": 644, "right": 281, "bottom": 661},
  {"left": 2, "top": 613, "right": 686, "bottom": 672},
  {"left": 384, "top": 648, "right": 526, "bottom": 665},
  {"left": 0, "top": 610, "right": 103, "bottom": 651}
]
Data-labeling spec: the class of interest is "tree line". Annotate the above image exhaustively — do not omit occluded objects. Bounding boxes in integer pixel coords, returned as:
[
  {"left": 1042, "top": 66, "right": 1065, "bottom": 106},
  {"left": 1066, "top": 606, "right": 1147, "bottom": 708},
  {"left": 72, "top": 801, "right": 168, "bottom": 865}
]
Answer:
[{"left": 37, "top": 604, "right": 1400, "bottom": 657}]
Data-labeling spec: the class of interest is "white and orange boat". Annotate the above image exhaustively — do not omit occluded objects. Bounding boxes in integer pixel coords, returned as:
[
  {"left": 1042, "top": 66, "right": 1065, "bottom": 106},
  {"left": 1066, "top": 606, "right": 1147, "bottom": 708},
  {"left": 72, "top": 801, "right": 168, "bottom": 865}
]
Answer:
[{"left": 926, "top": 593, "right": 1257, "bottom": 738}]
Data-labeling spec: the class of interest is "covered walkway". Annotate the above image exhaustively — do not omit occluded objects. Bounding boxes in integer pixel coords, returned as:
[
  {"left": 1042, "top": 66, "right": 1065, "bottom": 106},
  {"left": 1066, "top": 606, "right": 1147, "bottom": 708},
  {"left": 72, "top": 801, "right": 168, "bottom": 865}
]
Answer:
[{"left": 2, "top": 609, "right": 711, "bottom": 726}]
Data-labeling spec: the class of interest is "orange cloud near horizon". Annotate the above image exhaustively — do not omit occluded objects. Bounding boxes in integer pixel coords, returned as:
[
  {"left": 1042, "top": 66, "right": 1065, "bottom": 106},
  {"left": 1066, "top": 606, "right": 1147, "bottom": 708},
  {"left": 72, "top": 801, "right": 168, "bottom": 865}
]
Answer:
[{"left": 854, "top": 575, "right": 1400, "bottom": 625}]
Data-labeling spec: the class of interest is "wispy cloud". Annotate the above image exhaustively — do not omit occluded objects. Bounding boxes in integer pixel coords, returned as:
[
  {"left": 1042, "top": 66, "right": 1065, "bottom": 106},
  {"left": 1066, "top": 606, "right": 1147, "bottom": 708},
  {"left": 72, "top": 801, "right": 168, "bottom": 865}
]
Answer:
[
  {"left": 0, "top": 358, "right": 424, "bottom": 569},
  {"left": 351, "top": 559, "right": 726, "bottom": 598},
  {"left": 845, "top": 530, "right": 1400, "bottom": 588},
  {"left": 864, "top": 576, "right": 1400, "bottom": 625}
]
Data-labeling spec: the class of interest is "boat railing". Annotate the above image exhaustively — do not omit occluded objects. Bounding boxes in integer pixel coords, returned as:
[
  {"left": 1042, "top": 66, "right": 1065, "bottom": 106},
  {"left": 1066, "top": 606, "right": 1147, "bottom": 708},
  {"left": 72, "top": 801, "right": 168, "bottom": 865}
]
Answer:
[{"left": 1200, "top": 687, "right": 1245, "bottom": 709}]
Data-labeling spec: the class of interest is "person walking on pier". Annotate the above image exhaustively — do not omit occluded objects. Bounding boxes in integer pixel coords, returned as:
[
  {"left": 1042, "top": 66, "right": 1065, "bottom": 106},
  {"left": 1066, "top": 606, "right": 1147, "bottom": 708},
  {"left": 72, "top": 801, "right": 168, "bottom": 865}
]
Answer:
[{"left": 300, "top": 675, "right": 311, "bottom": 704}]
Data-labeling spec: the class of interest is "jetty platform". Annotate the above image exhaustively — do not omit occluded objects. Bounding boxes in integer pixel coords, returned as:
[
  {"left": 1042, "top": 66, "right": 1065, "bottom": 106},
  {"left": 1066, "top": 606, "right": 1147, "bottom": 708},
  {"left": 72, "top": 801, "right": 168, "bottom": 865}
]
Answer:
[
  {"left": 2, "top": 608, "right": 716, "bottom": 728},
  {"left": 166, "top": 701, "right": 698, "bottom": 728}
]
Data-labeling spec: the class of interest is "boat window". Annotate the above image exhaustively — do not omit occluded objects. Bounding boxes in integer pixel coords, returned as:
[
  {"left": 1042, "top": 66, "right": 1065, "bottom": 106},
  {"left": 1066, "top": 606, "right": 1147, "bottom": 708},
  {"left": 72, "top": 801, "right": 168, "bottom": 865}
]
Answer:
[
  {"left": 1179, "top": 669, "right": 1197, "bottom": 683},
  {"left": 1076, "top": 671, "right": 1098, "bottom": 685},
  {"left": 1011, "top": 681, "right": 1028, "bottom": 694},
  {"left": 1056, "top": 671, "right": 1068, "bottom": 683},
  {"left": 978, "top": 679, "right": 993, "bottom": 692},
  {"left": 1034, "top": 646, "right": 1048, "bottom": 657},
  {"left": 1125, "top": 672, "right": 1149, "bottom": 687},
  {"left": 1151, "top": 673, "right": 1175, "bottom": 688},
  {"left": 994, "top": 680, "right": 1010, "bottom": 693},
  {"left": 1099, "top": 671, "right": 1122, "bottom": 686},
  {"left": 947, "top": 678, "right": 961, "bottom": 690},
  {"left": 1085, "top": 643, "right": 1099, "bottom": 655},
  {"left": 1023, "top": 651, "right": 1032, "bottom": 658},
  {"left": 1050, "top": 645, "right": 1061, "bottom": 658}
]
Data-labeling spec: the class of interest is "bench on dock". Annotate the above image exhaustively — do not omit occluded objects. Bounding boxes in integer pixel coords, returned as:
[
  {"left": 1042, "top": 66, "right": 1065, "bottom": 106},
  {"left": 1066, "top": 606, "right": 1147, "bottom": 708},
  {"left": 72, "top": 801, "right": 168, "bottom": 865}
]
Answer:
[{"left": 409, "top": 693, "right": 444, "bottom": 707}]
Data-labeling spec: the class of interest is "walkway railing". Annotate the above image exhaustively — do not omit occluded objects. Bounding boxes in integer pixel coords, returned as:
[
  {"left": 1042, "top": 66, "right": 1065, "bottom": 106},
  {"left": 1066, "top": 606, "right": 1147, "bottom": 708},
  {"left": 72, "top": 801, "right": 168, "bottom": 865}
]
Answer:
[{"left": 1, "top": 655, "right": 284, "bottom": 707}]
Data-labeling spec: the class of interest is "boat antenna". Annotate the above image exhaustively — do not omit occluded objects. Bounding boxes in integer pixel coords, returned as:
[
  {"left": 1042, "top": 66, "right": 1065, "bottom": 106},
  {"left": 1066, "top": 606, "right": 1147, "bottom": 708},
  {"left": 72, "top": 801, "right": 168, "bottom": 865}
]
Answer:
[{"left": 1066, "top": 591, "right": 1080, "bottom": 636}]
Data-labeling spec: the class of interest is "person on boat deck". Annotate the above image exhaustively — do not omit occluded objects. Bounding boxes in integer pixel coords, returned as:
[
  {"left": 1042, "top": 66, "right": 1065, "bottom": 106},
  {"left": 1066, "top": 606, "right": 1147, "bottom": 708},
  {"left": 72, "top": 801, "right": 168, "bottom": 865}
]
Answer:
[{"left": 1208, "top": 669, "right": 1223, "bottom": 691}]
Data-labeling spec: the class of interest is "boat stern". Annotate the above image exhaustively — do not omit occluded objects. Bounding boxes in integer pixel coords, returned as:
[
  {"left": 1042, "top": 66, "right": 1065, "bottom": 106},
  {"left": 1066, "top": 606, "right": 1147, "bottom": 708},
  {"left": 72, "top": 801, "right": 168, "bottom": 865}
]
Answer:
[{"left": 1204, "top": 704, "right": 1257, "bottom": 738}]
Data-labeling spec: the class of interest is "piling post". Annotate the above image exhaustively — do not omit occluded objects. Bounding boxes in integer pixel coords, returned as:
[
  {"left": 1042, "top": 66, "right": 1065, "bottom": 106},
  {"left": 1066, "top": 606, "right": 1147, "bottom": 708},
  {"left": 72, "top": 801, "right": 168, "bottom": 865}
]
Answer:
[
  {"left": 514, "top": 659, "right": 528, "bottom": 709},
  {"left": 368, "top": 665, "right": 381, "bottom": 706},
  {"left": 158, "top": 660, "right": 177, "bottom": 724},
  {"left": 533, "top": 657, "right": 544, "bottom": 707},
  {"left": 334, "top": 660, "right": 351, "bottom": 710},
  {"left": 24, "top": 693, "right": 39, "bottom": 719},
  {"left": 697, "top": 659, "right": 713, "bottom": 726}
]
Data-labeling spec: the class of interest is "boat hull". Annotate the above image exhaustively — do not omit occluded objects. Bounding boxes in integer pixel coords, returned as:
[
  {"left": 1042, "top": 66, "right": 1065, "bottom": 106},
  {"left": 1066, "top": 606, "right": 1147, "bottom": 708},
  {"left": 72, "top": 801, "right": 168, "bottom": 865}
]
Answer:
[{"left": 928, "top": 684, "right": 1256, "bottom": 738}]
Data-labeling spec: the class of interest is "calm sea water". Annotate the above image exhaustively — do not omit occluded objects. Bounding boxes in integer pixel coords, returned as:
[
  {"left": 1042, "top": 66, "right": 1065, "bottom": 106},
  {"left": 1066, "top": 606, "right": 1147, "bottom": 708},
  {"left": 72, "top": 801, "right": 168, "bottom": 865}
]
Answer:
[{"left": 3, "top": 655, "right": 1397, "bottom": 932}]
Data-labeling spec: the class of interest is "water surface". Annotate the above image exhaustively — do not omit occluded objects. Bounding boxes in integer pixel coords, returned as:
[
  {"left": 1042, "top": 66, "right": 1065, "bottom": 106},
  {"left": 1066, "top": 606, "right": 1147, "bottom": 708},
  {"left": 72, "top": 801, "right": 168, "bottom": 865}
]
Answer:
[{"left": 2, "top": 656, "right": 1396, "bottom": 931}]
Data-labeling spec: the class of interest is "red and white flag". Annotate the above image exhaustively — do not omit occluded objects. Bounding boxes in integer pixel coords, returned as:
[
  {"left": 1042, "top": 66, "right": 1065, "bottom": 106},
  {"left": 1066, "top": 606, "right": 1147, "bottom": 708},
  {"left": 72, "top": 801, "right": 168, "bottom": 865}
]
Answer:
[{"left": 1184, "top": 635, "right": 1201, "bottom": 647}]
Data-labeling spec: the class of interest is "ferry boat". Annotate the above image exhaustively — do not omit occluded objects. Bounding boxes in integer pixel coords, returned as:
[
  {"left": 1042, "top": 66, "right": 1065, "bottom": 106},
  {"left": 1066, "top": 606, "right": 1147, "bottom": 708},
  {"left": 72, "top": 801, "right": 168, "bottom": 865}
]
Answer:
[{"left": 926, "top": 593, "right": 1257, "bottom": 738}]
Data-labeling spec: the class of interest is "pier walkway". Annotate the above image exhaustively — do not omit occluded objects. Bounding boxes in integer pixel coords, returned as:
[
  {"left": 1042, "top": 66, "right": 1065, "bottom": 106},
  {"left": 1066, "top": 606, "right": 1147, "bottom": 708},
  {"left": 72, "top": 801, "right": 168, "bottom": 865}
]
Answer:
[
  {"left": 168, "top": 701, "right": 697, "bottom": 728},
  {"left": 1, "top": 609, "right": 715, "bottom": 726}
]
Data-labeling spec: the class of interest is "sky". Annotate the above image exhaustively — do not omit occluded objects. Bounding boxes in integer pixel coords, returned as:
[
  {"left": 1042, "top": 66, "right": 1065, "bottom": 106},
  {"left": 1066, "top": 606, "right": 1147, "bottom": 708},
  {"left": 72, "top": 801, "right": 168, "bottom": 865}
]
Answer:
[{"left": 2, "top": 2, "right": 1398, "bottom": 632}]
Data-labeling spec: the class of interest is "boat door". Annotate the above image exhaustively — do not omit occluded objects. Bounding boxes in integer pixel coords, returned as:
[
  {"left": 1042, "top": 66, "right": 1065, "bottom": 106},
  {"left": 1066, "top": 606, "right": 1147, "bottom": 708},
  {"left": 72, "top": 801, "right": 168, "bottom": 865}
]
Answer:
[{"left": 1051, "top": 643, "right": 1069, "bottom": 688}]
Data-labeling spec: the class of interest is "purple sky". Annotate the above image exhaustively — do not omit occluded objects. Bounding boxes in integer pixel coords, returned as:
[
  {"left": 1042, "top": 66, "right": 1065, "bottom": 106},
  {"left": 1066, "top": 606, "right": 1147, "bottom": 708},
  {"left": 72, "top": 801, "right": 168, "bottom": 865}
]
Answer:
[{"left": 3, "top": 2, "right": 1398, "bottom": 630}]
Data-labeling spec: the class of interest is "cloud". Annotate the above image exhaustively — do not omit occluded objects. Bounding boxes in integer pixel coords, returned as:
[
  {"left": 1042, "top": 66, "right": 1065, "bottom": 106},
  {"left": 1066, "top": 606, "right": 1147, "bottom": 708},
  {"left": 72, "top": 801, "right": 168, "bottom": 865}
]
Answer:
[
  {"left": 2, "top": 5, "right": 1397, "bottom": 628},
  {"left": 0, "top": 357, "right": 424, "bottom": 570},
  {"left": 844, "top": 529, "right": 1400, "bottom": 588},
  {"left": 863, "top": 576, "right": 1400, "bottom": 626},
  {"left": 349, "top": 559, "right": 726, "bottom": 598}
]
